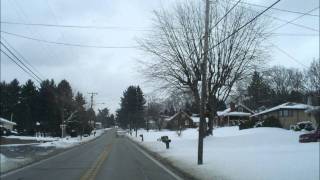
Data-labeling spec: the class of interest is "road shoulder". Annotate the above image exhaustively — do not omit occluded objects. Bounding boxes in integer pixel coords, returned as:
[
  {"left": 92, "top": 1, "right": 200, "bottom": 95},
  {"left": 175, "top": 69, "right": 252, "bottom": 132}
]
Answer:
[{"left": 126, "top": 136, "right": 198, "bottom": 180}]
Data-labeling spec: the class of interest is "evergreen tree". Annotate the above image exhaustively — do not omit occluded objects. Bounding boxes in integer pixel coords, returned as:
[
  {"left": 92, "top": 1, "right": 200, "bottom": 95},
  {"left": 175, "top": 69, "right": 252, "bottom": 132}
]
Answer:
[
  {"left": 247, "top": 71, "right": 272, "bottom": 109},
  {"left": 38, "top": 79, "right": 60, "bottom": 136},
  {"left": 57, "top": 80, "right": 75, "bottom": 124},
  {"left": 117, "top": 86, "right": 146, "bottom": 132},
  {"left": 15, "top": 80, "right": 38, "bottom": 134}
]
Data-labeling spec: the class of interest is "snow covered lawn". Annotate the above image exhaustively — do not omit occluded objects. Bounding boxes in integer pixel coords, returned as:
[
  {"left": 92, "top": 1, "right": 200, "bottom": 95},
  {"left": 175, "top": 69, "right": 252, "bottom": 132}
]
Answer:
[{"left": 128, "top": 127, "right": 319, "bottom": 180}]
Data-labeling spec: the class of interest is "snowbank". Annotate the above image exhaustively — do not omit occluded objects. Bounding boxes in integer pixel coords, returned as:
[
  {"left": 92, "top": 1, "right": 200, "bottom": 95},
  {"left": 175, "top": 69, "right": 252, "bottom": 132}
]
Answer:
[
  {"left": 5, "top": 136, "right": 58, "bottom": 141},
  {"left": 0, "top": 153, "right": 33, "bottom": 173},
  {"left": 129, "top": 127, "right": 319, "bottom": 180},
  {"left": 38, "top": 128, "right": 107, "bottom": 148}
]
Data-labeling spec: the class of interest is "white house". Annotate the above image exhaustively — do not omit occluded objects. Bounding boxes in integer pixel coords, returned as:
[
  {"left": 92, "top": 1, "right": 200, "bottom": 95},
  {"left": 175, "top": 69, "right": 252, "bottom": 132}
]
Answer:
[{"left": 0, "top": 117, "right": 17, "bottom": 131}]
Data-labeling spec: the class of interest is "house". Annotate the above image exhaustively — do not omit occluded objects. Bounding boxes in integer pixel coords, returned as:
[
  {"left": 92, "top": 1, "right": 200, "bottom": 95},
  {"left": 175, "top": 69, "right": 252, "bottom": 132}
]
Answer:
[
  {"left": 216, "top": 103, "right": 254, "bottom": 126},
  {"left": 251, "top": 102, "right": 318, "bottom": 129},
  {"left": 0, "top": 117, "right": 17, "bottom": 131},
  {"left": 165, "top": 111, "right": 194, "bottom": 130},
  {"left": 95, "top": 122, "right": 103, "bottom": 129},
  {"left": 146, "top": 120, "right": 158, "bottom": 130}
]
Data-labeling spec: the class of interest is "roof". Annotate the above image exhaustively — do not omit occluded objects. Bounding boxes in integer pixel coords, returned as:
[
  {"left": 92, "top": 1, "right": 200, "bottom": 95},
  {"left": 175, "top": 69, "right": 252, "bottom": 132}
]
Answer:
[
  {"left": 0, "top": 117, "right": 17, "bottom": 126},
  {"left": 217, "top": 103, "right": 253, "bottom": 117},
  {"left": 190, "top": 116, "right": 209, "bottom": 123},
  {"left": 166, "top": 111, "right": 192, "bottom": 122},
  {"left": 251, "top": 102, "right": 313, "bottom": 117},
  {"left": 223, "top": 112, "right": 251, "bottom": 117}
]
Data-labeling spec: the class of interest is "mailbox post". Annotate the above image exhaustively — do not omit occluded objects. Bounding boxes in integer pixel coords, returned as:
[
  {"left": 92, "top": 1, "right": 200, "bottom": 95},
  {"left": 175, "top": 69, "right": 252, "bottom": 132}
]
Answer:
[{"left": 160, "top": 136, "right": 171, "bottom": 149}]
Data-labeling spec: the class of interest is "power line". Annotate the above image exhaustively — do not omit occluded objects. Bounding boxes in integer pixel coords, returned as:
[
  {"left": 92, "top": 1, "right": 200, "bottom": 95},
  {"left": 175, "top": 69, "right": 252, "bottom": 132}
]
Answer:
[
  {"left": 0, "top": 21, "right": 150, "bottom": 31},
  {"left": 229, "top": 0, "right": 319, "bottom": 32},
  {"left": 0, "top": 49, "right": 42, "bottom": 85},
  {"left": 1, "top": 31, "right": 138, "bottom": 49},
  {"left": 236, "top": 1, "right": 319, "bottom": 17},
  {"left": 210, "top": 0, "right": 242, "bottom": 31},
  {"left": 1, "top": 41, "right": 43, "bottom": 82},
  {"left": 208, "top": 0, "right": 281, "bottom": 51},
  {"left": 268, "top": 41, "right": 308, "bottom": 68},
  {"left": 10, "top": 0, "right": 61, "bottom": 69},
  {"left": 270, "top": 33, "right": 319, "bottom": 36},
  {"left": 1, "top": 37, "right": 45, "bottom": 79},
  {"left": 262, "top": 12, "right": 318, "bottom": 32},
  {"left": 269, "top": 7, "right": 319, "bottom": 33}
]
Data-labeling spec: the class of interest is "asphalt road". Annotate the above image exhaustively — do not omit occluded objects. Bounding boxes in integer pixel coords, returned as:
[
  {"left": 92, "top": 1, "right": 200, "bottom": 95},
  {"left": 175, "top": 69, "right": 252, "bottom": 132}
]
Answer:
[{"left": 1, "top": 129, "right": 182, "bottom": 180}]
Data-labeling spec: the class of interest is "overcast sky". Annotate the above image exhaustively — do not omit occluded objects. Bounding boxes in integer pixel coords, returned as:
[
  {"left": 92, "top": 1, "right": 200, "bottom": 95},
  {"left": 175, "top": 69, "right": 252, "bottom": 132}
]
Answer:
[{"left": 1, "top": 0, "right": 319, "bottom": 113}]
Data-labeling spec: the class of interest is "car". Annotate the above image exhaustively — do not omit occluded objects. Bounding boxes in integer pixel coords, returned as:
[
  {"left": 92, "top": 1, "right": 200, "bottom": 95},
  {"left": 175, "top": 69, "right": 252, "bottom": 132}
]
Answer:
[
  {"left": 116, "top": 129, "right": 126, "bottom": 138},
  {"left": 299, "top": 128, "right": 320, "bottom": 143}
]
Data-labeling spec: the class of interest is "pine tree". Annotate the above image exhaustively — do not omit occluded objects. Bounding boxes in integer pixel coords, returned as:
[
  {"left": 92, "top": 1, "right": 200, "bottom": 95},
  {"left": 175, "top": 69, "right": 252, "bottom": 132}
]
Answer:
[
  {"left": 247, "top": 71, "right": 272, "bottom": 109},
  {"left": 117, "top": 86, "right": 146, "bottom": 132},
  {"left": 38, "top": 79, "right": 60, "bottom": 136},
  {"left": 16, "top": 80, "right": 38, "bottom": 134},
  {"left": 57, "top": 80, "right": 74, "bottom": 124}
]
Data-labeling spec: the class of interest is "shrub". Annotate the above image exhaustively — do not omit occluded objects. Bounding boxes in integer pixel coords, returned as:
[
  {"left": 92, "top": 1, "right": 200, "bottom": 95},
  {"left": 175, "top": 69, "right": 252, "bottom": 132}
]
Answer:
[
  {"left": 261, "top": 116, "right": 282, "bottom": 128},
  {"left": 239, "top": 119, "right": 256, "bottom": 130}
]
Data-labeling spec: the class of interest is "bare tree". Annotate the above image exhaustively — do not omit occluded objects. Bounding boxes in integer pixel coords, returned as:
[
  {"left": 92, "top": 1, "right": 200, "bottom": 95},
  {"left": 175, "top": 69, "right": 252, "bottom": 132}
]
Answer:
[
  {"left": 138, "top": 0, "right": 270, "bottom": 134},
  {"left": 306, "top": 59, "right": 320, "bottom": 93},
  {"left": 265, "top": 66, "right": 305, "bottom": 94}
]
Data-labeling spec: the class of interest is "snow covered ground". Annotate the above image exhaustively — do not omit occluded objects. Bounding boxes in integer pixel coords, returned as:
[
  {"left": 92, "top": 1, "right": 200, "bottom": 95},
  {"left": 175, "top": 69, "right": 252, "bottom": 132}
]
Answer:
[
  {"left": 128, "top": 127, "right": 320, "bottom": 180},
  {"left": 0, "top": 128, "right": 110, "bottom": 173},
  {"left": 38, "top": 128, "right": 108, "bottom": 148}
]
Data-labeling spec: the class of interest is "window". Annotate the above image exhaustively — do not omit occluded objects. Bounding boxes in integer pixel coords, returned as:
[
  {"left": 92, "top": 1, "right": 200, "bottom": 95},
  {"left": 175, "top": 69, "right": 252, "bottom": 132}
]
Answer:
[{"left": 279, "top": 110, "right": 293, "bottom": 117}]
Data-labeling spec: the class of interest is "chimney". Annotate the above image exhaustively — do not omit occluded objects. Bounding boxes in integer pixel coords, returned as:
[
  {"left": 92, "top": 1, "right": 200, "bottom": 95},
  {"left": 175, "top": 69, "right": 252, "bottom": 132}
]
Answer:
[{"left": 230, "top": 102, "right": 236, "bottom": 112}]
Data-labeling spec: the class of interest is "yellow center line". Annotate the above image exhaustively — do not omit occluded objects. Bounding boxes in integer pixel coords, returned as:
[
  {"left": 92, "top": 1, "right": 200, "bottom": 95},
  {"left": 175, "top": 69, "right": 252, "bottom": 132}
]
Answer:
[{"left": 80, "top": 143, "right": 113, "bottom": 180}]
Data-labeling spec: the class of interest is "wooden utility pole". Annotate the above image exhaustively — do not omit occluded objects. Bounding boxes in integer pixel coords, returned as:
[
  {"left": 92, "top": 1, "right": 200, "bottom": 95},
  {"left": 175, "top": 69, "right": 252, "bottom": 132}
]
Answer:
[
  {"left": 88, "top": 92, "right": 98, "bottom": 127},
  {"left": 198, "top": 0, "right": 210, "bottom": 165}
]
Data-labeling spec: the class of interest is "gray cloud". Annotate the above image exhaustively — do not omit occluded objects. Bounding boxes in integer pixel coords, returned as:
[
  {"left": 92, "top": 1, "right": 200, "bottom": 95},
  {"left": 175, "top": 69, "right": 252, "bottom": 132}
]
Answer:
[{"left": 1, "top": 0, "right": 319, "bottom": 112}]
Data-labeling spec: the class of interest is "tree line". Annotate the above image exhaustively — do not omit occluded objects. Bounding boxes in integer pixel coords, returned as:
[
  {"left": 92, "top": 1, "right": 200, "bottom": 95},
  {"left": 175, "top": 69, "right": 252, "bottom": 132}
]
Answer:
[
  {"left": 0, "top": 79, "right": 114, "bottom": 136},
  {"left": 235, "top": 59, "right": 320, "bottom": 110}
]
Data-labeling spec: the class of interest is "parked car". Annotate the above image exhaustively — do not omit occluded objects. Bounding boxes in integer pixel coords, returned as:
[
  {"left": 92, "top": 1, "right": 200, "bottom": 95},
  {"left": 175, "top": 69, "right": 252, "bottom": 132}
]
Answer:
[
  {"left": 116, "top": 129, "right": 126, "bottom": 138},
  {"left": 299, "top": 128, "right": 320, "bottom": 143},
  {"left": 0, "top": 126, "right": 11, "bottom": 136}
]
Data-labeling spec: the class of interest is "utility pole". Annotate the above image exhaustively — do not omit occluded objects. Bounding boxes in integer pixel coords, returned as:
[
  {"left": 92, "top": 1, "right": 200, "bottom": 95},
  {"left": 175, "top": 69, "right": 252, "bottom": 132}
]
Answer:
[
  {"left": 88, "top": 92, "right": 98, "bottom": 128},
  {"left": 198, "top": 0, "right": 210, "bottom": 165}
]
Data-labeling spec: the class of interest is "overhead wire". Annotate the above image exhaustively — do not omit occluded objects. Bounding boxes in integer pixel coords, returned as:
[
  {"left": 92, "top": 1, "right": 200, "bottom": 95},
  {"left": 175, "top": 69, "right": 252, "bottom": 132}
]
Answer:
[
  {"left": 269, "top": 7, "right": 319, "bottom": 33},
  {"left": 10, "top": 0, "right": 61, "bottom": 66},
  {"left": 0, "top": 21, "right": 150, "bottom": 31},
  {"left": 208, "top": 0, "right": 281, "bottom": 51},
  {"left": 1, "top": 37, "right": 45, "bottom": 79},
  {"left": 236, "top": 0, "right": 319, "bottom": 17},
  {"left": 1, "top": 31, "right": 138, "bottom": 49},
  {"left": 0, "top": 49, "right": 42, "bottom": 85},
  {"left": 1, "top": 41, "right": 43, "bottom": 82},
  {"left": 268, "top": 41, "right": 308, "bottom": 68}
]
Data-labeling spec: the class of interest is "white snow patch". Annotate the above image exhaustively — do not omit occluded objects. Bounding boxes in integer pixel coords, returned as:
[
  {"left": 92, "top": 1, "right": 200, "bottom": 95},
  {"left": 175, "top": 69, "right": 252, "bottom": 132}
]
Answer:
[
  {"left": 129, "top": 127, "right": 319, "bottom": 180},
  {"left": 38, "top": 128, "right": 108, "bottom": 148}
]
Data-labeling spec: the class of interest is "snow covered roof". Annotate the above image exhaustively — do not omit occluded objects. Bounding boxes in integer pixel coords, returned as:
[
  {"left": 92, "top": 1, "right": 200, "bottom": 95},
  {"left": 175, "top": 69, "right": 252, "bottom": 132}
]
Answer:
[
  {"left": 223, "top": 112, "right": 251, "bottom": 117},
  {"left": 251, "top": 102, "right": 313, "bottom": 117},
  {"left": 165, "top": 111, "right": 193, "bottom": 122},
  {"left": 217, "top": 103, "right": 253, "bottom": 117},
  {"left": 191, "top": 116, "right": 208, "bottom": 123},
  {"left": 0, "top": 117, "right": 17, "bottom": 126}
]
